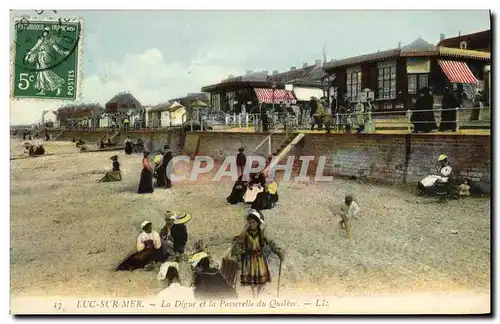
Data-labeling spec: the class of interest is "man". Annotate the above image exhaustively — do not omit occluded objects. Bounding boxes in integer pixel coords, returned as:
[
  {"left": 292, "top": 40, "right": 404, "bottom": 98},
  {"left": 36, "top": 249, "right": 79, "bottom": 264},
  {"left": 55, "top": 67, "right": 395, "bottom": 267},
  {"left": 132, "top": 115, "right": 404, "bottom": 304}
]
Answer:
[{"left": 439, "top": 87, "right": 459, "bottom": 132}]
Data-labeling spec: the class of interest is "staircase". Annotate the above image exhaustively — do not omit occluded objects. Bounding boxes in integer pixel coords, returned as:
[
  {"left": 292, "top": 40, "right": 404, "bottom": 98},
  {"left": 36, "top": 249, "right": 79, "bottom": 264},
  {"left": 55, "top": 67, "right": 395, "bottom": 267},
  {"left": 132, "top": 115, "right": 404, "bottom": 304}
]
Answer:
[
  {"left": 53, "top": 130, "right": 64, "bottom": 140},
  {"left": 264, "top": 132, "right": 305, "bottom": 173},
  {"left": 109, "top": 130, "right": 120, "bottom": 141}
]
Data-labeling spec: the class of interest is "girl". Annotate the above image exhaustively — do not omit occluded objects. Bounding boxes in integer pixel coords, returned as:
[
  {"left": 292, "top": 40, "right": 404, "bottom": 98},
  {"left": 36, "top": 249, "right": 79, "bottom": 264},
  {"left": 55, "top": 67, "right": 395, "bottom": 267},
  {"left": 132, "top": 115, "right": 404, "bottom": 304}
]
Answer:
[
  {"left": 137, "top": 152, "right": 154, "bottom": 194},
  {"left": 231, "top": 210, "right": 284, "bottom": 298}
]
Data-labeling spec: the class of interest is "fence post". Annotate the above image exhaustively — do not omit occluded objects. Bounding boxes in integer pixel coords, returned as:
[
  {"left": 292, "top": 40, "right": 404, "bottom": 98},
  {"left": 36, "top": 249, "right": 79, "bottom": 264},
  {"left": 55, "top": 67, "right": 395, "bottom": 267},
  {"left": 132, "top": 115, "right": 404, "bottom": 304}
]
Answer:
[
  {"left": 238, "top": 114, "right": 242, "bottom": 128},
  {"left": 455, "top": 107, "right": 460, "bottom": 132},
  {"left": 406, "top": 110, "right": 412, "bottom": 133},
  {"left": 335, "top": 113, "right": 339, "bottom": 132}
]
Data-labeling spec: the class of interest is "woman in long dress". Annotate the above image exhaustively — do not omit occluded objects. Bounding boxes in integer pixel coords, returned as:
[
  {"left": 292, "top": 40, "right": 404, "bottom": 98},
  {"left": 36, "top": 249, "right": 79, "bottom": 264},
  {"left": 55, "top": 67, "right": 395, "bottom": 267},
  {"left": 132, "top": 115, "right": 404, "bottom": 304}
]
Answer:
[
  {"left": 137, "top": 152, "right": 154, "bottom": 194},
  {"left": 24, "top": 27, "right": 68, "bottom": 96},
  {"left": 231, "top": 210, "right": 284, "bottom": 298},
  {"left": 156, "top": 145, "right": 173, "bottom": 188},
  {"left": 124, "top": 138, "right": 133, "bottom": 155}
]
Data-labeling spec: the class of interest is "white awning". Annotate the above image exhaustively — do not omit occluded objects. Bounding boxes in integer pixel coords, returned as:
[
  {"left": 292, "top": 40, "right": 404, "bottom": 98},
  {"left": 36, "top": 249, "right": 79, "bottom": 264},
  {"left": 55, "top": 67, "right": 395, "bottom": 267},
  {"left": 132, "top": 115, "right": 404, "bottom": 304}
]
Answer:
[{"left": 292, "top": 87, "right": 324, "bottom": 102}]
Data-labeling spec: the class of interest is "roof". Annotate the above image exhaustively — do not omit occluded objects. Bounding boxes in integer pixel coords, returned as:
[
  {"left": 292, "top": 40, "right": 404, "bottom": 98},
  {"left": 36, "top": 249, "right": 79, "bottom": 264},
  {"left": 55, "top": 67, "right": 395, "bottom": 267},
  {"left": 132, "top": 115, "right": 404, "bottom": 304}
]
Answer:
[
  {"left": 437, "top": 30, "right": 490, "bottom": 48},
  {"left": 400, "top": 37, "right": 438, "bottom": 57},
  {"left": 323, "top": 48, "right": 401, "bottom": 70},
  {"left": 439, "top": 47, "right": 490, "bottom": 60},
  {"left": 149, "top": 101, "right": 185, "bottom": 113},
  {"left": 105, "top": 92, "right": 142, "bottom": 109}
]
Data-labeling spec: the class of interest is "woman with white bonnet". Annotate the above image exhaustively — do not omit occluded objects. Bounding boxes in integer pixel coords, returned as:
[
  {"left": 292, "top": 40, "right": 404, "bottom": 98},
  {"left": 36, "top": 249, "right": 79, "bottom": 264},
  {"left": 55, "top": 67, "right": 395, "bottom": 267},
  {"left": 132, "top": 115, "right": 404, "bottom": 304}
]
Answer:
[{"left": 157, "top": 263, "right": 195, "bottom": 300}]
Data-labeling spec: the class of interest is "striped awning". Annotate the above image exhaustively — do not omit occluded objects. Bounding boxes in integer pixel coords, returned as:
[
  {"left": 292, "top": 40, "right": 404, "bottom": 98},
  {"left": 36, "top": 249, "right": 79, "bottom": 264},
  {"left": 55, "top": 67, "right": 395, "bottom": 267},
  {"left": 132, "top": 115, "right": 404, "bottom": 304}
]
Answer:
[
  {"left": 254, "top": 88, "right": 296, "bottom": 104},
  {"left": 438, "top": 60, "right": 478, "bottom": 85}
]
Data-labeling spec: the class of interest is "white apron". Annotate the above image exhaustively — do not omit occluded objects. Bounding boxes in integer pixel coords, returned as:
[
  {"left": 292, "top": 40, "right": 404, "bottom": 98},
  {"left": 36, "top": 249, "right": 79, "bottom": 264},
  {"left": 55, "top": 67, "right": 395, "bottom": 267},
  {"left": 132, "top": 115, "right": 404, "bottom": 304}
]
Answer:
[
  {"left": 243, "top": 185, "right": 264, "bottom": 203},
  {"left": 420, "top": 166, "right": 452, "bottom": 188}
]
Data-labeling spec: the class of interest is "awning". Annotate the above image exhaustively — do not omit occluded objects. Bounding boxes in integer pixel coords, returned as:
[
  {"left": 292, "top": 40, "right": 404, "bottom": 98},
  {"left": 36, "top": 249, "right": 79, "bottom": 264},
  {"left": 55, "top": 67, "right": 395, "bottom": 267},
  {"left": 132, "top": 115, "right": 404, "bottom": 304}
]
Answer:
[
  {"left": 439, "top": 47, "right": 490, "bottom": 60},
  {"left": 292, "top": 87, "right": 324, "bottom": 102},
  {"left": 438, "top": 60, "right": 478, "bottom": 85},
  {"left": 254, "top": 88, "right": 296, "bottom": 104}
]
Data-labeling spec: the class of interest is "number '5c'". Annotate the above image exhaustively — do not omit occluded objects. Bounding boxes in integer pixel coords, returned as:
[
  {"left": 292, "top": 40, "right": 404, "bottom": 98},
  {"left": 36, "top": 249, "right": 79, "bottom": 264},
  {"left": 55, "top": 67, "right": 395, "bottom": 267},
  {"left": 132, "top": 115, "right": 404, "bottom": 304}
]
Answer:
[{"left": 18, "top": 73, "right": 35, "bottom": 90}]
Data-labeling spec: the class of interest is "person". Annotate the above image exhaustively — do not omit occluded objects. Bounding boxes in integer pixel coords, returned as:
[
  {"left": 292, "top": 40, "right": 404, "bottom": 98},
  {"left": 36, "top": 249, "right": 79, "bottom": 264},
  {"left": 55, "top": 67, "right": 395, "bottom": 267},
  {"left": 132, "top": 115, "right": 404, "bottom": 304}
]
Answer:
[
  {"left": 134, "top": 138, "right": 144, "bottom": 153},
  {"left": 157, "top": 264, "right": 195, "bottom": 300},
  {"left": 244, "top": 172, "right": 266, "bottom": 204},
  {"left": 153, "top": 151, "right": 163, "bottom": 187},
  {"left": 76, "top": 138, "right": 85, "bottom": 148},
  {"left": 159, "top": 211, "right": 176, "bottom": 257},
  {"left": 458, "top": 179, "right": 471, "bottom": 198},
  {"left": 34, "top": 145, "right": 45, "bottom": 155},
  {"left": 251, "top": 180, "right": 278, "bottom": 211},
  {"left": 309, "top": 97, "right": 319, "bottom": 130},
  {"left": 137, "top": 152, "right": 154, "bottom": 194},
  {"left": 99, "top": 155, "right": 122, "bottom": 182},
  {"left": 354, "top": 101, "right": 365, "bottom": 134},
  {"left": 123, "top": 117, "right": 130, "bottom": 131},
  {"left": 170, "top": 213, "right": 192, "bottom": 257},
  {"left": 439, "top": 87, "right": 459, "bottom": 132},
  {"left": 412, "top": 87, "right": 437, "bottom": 133},
  {"left": 124, "top": 137, "right": 133, "bottom": 155},
  {"left": 227, "top": 175, "right": 248, "bottom": 205},
  {"left": 44, "top": 132, "right": 50, "bottom": 141},
  {"left": 190, "top": 252, "right": 238, "bottom": 300},
  {"left": 156, "top": 145, "right": 173, "bottom": 189},
  {"left": 311, "top": 97, "right": 326, "bottom": 131},
  {"left": 338, "top": 195, "right": 360, "bottom": 230},
  {"left": 116, "top": 221, "right": 167, "bottom": 271},
  {"left": 364, "top": 99, "right": 374, "bottom": 133},
  {"left": 231, "top": 210, "right": 284, "bottom": 298},
  {"left": 418, "top": 154, "right": 454, "bottom": 196},
  {"left": 470, "top": 90, "right": 483, "bottom": 121},
  {"left": 236, "top": 148, "right": 246, "bottom": 177}
]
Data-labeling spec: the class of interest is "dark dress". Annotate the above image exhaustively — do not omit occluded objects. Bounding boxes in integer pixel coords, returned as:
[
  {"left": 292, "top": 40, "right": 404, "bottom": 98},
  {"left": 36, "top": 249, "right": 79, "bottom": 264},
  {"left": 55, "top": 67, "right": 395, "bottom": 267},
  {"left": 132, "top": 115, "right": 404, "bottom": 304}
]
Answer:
[
  {"left": 170, "top": 224, "right": 188, "bottom": 253},
  {"left": 412, "top": 94, "right": 437, "bottom": 133},
  {"left": 125, "top": 141, "right": 133, "bottom": 155},
  {"left": 137, "top": 157, "right": 154, "bottom": 194},
  {"left": 193, "top": 268, "right": 238, "bottom": 300},
  {"left": 156, "top": 152, "right": 173, "bottom": 188},
  {"left": 227, "top": 178, "right": 247, "bottom": 204},
  {"left": 439, "top": 93, "right": 459, "bottom": 132},
  {"left": 236, "top": 153, "right": 246, "bottom": 175}
]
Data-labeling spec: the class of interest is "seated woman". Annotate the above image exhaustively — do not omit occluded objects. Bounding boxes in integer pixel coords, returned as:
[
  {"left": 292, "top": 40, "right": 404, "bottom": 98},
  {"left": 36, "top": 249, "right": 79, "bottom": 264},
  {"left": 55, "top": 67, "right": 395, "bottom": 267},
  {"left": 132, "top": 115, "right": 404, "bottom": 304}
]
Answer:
[
  {"left": 99, "top": 155, "right": 123, "bottom": 182},
  {"left": 244, "top": 172, "right": 266, "bottom": 204},
  {"left": 34, "top": 145, "right": 45, "bottom": 155},
  {"left": 76, "top": 139, "right": 85, "bottom": 148},
  {"left": 251, "top": 180, "right": 278, "bottom": 211},
  {"left": 418, "top": 154, "right": 454, "bottom": 196},
  {"left": 190, "top": 252, "right": 238, "bottom": 300},
  {"left": 226, "top": 175, "right": 248, "bottom": 205},
  {"left": 159, "top": 211, "right": 176, "bottom": 256},
  {"left": 116, "top": 221, "right": 168, "bottom": 271}
]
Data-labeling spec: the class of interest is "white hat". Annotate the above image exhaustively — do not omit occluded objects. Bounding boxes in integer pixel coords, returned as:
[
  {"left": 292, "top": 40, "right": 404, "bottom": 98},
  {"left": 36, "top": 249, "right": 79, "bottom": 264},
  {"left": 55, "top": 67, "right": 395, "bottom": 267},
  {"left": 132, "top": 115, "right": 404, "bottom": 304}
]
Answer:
[
  {"left": 247, "top": 209, "right": 265, "bottom": 226},
  {"left": 141, "top": 220, "right": 152, "bottom": 229}
]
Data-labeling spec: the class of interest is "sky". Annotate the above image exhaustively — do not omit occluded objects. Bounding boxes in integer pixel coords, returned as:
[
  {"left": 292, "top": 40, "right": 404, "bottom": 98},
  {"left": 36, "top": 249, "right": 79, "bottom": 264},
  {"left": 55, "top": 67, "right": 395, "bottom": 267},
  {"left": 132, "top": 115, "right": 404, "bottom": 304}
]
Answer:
[{"left": 9, "top": 10, "right": 490, "bottom": 125}]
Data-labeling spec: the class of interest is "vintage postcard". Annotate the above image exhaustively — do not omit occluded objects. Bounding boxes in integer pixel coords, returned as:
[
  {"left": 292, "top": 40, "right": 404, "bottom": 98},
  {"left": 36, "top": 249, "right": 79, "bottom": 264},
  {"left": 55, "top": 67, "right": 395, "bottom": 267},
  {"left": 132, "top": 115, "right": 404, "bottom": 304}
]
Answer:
[{"left": 9, "top": 9, "right": 491, "bottom": 315}]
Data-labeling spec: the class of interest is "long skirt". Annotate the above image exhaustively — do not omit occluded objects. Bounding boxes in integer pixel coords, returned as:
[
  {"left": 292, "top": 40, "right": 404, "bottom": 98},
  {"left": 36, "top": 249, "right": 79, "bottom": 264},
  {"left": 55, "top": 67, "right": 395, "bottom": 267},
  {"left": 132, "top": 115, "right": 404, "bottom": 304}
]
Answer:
[
  {"left": 99, "top": 171, "right": 122, "bottom": 182},
  {"left": 240, "top": 253, "right": 271, "bottom": 286},
  {"left": 251, "top": 192, "right": 277, "bottom": 210},
  {"left": 116, "top": 246, "right": 169, "bottom": 271},
  {"left": 137, "top": 168, "right": 154, "bottom": 194},
  {"left": 125, "top": 142, "right": 133, "bottom": 155},
  {"left": 155, "top": 165, "right": 167, "bottom": 187},
  {"left": 227, "top": 182, "right": 247, "bottom": 204}
]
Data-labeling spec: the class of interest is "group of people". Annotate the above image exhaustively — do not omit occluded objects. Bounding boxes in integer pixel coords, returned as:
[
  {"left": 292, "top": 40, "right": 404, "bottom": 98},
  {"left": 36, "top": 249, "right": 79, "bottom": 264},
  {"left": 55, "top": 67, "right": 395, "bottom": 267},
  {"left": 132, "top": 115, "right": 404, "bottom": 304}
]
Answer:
[
  {"left": 227, "top": 148, "right": 279, "bottom": 211},
  {"left": 137, "top": 145, "right": 174, "bottom": 194}
]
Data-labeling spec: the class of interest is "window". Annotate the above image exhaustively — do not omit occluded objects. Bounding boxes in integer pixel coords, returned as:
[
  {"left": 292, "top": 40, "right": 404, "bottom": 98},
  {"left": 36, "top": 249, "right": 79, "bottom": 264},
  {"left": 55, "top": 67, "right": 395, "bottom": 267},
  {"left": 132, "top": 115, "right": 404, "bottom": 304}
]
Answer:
[
  {"left": 377, "top": 61, "right": 397, "bottom": 100},
  {"left": 460, "top": 41, "right": 467, "bottom": 50},
  {"left": 346, "top": 67, "right": 361, "bottom": 101},
  {"left": 408, "top": 74, "right": 429, "bottom": 94}
]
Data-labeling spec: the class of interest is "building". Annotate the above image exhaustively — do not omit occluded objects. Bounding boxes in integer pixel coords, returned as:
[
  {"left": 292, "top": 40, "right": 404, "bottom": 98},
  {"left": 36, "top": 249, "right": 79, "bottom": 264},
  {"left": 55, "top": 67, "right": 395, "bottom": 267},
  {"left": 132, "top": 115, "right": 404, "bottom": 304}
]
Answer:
[
  {"left": 322, "top": 37, "right": 490, "bottom": 111},
  {"left": 201, "top": 61, "right": 326, "bottom": 114},
  {"left": 437, "top": 30, "right": 490, "bottom": 52},
  {"left": 103, "top": 91, "right": 143, "bottom": 127},
  {"left": 146, "top": 101, "right": 187, "bottom": 128},
  {"left": 56, "top": 104, "right": 104, "bottom": 128}
]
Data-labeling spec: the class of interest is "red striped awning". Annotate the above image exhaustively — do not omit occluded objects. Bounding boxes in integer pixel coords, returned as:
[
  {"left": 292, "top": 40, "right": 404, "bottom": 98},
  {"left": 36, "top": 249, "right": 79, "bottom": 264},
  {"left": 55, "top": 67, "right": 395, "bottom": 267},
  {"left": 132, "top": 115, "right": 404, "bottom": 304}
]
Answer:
[
  {"left": 437, "top": 60, "right": 478, "bottom": 85},
  {"left": 254, "top": 88, "right": 296, "bottom": 104}
]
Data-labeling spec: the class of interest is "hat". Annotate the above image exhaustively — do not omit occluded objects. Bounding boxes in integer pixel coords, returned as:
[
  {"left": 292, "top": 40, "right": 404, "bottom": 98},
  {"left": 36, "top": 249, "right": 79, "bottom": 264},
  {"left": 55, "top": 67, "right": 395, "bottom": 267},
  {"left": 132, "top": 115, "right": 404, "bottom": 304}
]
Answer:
[
  {"left": 438, "top": 154, "right": 448, "bottom": 162},
  {"left": 238, "top": 147, "right": 245, "bottom": 152},
  {"left": 172, "top": 213, "right": 192, "bottom": 225},
  {"left": 110, "top": 155, "right": 118, "bottom": 160},
  {"left": 189, "top": 252, "right": 209, "bottom": 268},
  {"left": 247, "top": 209, "right": 265, "bottom": 226},
  {"left": 141, "top": 220, "right": 152, "bottom": 229},
  {"left": 164, "top": 210, "right": 177, "bottom": 221}
]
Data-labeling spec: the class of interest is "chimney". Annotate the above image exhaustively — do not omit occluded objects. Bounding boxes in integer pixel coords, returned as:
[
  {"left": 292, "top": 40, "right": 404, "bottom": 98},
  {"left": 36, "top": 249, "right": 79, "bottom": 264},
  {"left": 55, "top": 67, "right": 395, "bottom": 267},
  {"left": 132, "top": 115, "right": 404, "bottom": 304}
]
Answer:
[
  {"left": 398, "top": 41, "right": 402, "bottom": 48},
  {"left": 303, "top": 62, "right": 308, "bottom": 68},
  {"left": 315, "top": 59, "right": 322, "bottom": 66},
  {"left": 245, "top": 70, "right": 253, "bottom": 75},
  {"left": 272, "top": 70, "right": 278, "bottom": 75},
  {"left": 458, "top": 30, "right": 461, "bottom": 36},
  {"left": 290, "top": 66, "right": 296, "bottom": 71},
  {"left": 440, "top": 33, "right": 446, "bottom": 41}
]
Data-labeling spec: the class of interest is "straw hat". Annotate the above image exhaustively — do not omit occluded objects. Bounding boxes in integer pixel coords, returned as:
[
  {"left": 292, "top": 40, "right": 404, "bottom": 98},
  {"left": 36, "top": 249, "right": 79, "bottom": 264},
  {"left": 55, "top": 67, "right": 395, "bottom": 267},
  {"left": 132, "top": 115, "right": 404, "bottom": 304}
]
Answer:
[
  {"left": 141, "top": 220, "right": 152, "bottom": 229},
  {"left": 189, "top": 251, "right": 209, "bottom": 267},
  {"left": 172, "top": 213, "right": 192, "bottom": 225},
  {"left": 438, "top": 154, "right": 448, "bottom": 162}
]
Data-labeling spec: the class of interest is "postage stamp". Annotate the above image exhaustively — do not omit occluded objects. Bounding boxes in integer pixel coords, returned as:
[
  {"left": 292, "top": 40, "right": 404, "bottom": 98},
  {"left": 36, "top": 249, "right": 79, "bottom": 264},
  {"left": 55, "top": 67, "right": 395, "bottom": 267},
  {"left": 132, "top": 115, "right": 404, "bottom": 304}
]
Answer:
[{"left": 11, "top": 17, "right": 83, "bottom": 100}]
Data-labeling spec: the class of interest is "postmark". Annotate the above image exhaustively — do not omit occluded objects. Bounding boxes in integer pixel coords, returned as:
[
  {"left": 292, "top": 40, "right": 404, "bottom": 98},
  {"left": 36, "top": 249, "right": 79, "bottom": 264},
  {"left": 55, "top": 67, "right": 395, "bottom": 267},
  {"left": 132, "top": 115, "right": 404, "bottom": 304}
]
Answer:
[{"left": 11, "top": 16, "right": 83, "bottom": 100}]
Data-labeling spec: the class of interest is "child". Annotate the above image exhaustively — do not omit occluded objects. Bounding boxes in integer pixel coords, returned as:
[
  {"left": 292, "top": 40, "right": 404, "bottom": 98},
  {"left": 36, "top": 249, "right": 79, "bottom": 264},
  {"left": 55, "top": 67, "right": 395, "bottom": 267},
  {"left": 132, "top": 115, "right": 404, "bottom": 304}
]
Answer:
[
  {"left": 339, "top": 195, "right": 360, "bottom": 239},
  {"left": 458, "top": 179, "right": 471, "bottom": 197}
]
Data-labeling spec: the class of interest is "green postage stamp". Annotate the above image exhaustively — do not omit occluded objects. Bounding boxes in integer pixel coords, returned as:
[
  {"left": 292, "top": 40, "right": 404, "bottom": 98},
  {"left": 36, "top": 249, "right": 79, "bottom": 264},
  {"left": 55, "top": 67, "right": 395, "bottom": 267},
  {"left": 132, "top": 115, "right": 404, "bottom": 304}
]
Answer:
[{"left": 11, "top": 17, "right": 83, "bottom": 100}]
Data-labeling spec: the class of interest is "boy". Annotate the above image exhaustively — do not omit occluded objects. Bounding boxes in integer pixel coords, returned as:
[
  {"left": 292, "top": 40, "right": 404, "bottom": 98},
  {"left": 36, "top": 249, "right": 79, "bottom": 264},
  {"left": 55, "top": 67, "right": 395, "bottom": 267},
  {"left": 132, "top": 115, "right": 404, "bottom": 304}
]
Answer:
[{"left": 339, "top": 195, "right": 360, "bottom": 239}]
